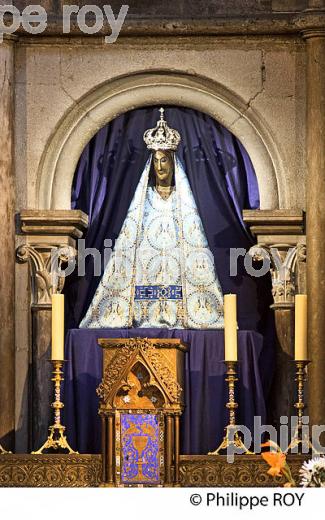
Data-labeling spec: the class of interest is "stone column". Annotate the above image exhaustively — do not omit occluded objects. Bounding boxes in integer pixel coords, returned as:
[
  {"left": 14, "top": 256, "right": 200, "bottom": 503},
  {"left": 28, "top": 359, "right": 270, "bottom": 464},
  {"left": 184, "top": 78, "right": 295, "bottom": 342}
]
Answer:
[
  {"left": 0, "top": 39, "right": 15, "bottom": 451},
  {"left": 304, "top": 29, "right": 325, "bottom": 440},
  {"left": 16, "top": 210, "right": 88, "bottom": 450},
  {"left": 243, "top": 210, "right": 305, "bottom": 433}
]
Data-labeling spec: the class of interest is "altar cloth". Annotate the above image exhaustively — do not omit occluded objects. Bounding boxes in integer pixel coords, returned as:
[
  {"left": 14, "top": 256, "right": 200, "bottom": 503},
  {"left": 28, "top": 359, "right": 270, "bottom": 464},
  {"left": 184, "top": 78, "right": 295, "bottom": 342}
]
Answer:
[{"left": 63, "top": 328, "right": 270, "bottom": 454}]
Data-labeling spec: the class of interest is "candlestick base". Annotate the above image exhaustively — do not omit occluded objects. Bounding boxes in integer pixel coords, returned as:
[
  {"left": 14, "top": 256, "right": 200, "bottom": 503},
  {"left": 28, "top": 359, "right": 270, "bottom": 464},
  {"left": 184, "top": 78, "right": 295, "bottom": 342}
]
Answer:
[
  {"left": 0, "top": 445, "right": 11, "bottom": 454},
  {"left": 208, "top": 425, "right": 253, "bottom": 455},
  {"left": 285, "top": 425, "right": 317, "bottom": 454},
  {"left": 32, "top": 425, "right": 76, "bottom": 455},
  {"left": 32, "top": 360, "right": 78, "bottom": 455}
]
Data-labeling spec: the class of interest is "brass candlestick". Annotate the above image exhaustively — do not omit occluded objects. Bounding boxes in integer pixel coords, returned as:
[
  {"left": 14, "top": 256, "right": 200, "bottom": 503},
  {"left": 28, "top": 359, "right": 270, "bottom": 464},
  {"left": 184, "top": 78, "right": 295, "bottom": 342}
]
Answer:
[
  {"left": 209, "top": 361, "right": 253, "bottom": 455},
  {"left": 286, "top": 359, "right": 315, "bottom": 453},
  {"left": 0, "top": 445, "right": 11, "bottom": 454},
  {"left": 32, "top": 360, "right": 77, "bottom": 454}
]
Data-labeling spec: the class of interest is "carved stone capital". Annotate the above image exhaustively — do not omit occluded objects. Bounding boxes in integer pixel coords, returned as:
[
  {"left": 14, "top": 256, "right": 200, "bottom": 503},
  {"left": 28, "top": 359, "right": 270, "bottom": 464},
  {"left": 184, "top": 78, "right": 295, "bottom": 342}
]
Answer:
[
  {"left": 296, "top": 242, "right": 307, "bottom": 263},
  {"left": 249, "top": 243, "right": 306, "bottom": 306},
  {"left": 243, "top": 210, "right": 306, "bottom": 307},
  {"left": 16, "top": 244, "right": 76, "bottom": 304},
  {"left": 16, "top": 209, "right": 88, "bottom": 305}
]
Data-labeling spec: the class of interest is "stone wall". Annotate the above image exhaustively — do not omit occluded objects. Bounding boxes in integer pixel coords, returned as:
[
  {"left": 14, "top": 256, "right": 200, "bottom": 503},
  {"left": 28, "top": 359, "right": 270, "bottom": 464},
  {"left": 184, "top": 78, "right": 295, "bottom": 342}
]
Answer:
[
  {"left": 0, "top": 40, "right": 15, "bottom": 452},
  {"left": 11, "top": 1, "right": 308, "bottom": 19},
  {"left": 14, "top": 36, "right": 306, "bottom": 211}
]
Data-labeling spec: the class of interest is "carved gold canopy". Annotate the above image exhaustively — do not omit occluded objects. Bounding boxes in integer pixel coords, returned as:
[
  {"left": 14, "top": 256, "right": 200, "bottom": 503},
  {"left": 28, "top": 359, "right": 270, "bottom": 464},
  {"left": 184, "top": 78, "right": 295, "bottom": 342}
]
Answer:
[{"left": 97, "top": 337, "right": 187, "bottom": 414}]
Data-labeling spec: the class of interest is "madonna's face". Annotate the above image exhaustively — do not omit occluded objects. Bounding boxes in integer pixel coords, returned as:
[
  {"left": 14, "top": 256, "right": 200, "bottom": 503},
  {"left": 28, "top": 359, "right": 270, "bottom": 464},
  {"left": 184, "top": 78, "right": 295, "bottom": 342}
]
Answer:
[{"left": 153, "top": 150, "right": 174, "bottom": 184}]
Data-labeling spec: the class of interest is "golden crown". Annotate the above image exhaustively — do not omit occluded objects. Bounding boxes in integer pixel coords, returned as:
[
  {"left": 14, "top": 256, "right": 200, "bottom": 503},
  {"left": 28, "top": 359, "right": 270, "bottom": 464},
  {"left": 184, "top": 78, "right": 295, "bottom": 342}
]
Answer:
[{"left": 143, "top": 108, "right": 181, "bottom": 151}]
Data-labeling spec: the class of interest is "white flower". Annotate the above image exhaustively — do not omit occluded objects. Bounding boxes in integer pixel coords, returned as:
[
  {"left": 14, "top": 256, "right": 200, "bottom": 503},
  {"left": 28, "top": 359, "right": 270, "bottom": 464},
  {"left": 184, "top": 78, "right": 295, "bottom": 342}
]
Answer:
[
  {"left": 122, "top": 395, "right": 131, "bottom": 403},
  {"left": 300, "top": 457, "right": 325, "bottom": 487}
]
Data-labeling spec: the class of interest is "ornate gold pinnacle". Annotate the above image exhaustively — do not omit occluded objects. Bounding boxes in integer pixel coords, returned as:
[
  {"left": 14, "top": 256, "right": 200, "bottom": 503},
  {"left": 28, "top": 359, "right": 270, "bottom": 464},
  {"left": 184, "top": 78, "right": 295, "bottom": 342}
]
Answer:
[
  {"left": 32, "top": 360, "right": 78, "bottom": 455},
  {"left": 209, "top": 361, "right": 253, "bottom": 455},
  {"left": 286, "top": 360, "right": 316, "bottom": 453}
]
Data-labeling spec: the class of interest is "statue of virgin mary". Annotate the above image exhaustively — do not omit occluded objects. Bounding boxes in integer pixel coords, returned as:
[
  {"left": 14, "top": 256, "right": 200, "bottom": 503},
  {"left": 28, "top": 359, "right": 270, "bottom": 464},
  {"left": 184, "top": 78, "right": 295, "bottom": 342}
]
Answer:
[{"left": 80, "top": 108, "right": 224, "bottom": 329}]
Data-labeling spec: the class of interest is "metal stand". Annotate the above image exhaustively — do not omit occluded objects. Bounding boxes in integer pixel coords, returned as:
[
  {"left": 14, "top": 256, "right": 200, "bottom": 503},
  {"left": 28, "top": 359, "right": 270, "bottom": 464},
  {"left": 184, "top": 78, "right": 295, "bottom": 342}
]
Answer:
[
  {"left": 209, "top": 361, "right": 253, "bottom": 455},
  {"left": 0, "top": 445, "right": 11, "bottom": 454},
  {"left": 32, "top": 360, "right": 77, "bottom": 454},
  {"left": 286, "top": 359, "right": 315, "bottom": 453}
]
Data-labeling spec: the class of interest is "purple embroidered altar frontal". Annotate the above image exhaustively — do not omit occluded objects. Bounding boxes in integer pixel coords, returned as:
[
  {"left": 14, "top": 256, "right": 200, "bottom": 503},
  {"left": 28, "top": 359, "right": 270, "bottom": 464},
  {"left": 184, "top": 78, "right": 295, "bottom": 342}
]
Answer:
[{"left": 63, "top": 328, "right": 269, "bottom": 454}]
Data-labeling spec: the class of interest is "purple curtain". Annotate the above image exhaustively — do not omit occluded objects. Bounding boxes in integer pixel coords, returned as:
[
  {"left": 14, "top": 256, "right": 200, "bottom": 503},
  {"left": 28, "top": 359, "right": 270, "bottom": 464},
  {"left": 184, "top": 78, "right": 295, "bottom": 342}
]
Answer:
[{"left": 65, "top": 106, "right": 272, "bottom": 337}]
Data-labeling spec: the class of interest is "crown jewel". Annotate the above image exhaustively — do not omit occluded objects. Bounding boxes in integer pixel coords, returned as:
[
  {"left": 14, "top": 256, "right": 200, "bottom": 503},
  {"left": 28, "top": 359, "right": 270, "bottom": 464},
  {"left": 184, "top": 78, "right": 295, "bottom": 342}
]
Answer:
[{"left": 143, "top": 108, "right": 181, "bottom": 151}]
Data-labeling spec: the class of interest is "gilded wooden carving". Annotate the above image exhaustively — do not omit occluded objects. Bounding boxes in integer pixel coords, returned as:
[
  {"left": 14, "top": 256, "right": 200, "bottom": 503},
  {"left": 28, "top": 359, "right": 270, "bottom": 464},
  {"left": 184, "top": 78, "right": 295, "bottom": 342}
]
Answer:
[
  {"left": 98, "top": 337, "right": 187, "bottom": 486},
  {"left": 97, "top": 338, "right": 183, "bottom": 408},
  {"left": 0, "top": 454, "right": 101, "bottom": 487},
  {"left": 179, "top": 455, "right": 307, "bottom": 487},
  {"left": 97, "top": 342, "right": 138, "bottom": 403},
  {"left": 0, "top": 454, "right": 307, "bottom": 487}
]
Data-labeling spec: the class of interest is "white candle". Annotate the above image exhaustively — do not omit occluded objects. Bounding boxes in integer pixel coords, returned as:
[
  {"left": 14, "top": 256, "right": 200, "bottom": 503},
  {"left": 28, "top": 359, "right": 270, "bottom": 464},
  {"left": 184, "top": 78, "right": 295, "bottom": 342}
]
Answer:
[
  {"left": 51, "top": 294, "right": 65, "bottom": 361},
  {"left": 224, "top": 294, "right": 238, "bottom": 361},
  {"left": 295, "top": 294, "right": 307, "bottom": 360}
]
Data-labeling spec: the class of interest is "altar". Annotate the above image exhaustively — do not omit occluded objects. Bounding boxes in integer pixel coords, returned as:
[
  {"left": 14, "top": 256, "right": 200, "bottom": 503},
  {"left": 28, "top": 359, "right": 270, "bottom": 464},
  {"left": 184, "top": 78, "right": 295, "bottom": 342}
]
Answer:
[
  {"left": 63, "top": 328, "right": 270, "bottom": 455},
  {"left": 2, "top": 0, "right": 324, "bottom": 499}
]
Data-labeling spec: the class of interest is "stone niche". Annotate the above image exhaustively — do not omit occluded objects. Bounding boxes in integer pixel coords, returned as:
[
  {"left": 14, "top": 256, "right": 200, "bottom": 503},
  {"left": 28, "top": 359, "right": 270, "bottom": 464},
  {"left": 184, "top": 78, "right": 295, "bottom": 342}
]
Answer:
[{"left": 11, "top": 0, "right": 311, "bottom": 453}]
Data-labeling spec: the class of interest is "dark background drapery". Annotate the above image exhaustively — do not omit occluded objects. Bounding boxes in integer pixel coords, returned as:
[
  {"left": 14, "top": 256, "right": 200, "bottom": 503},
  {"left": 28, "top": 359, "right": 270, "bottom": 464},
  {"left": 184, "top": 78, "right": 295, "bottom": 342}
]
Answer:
[{"left": 66, "top": 106, "right": 272, "bottom": 336}]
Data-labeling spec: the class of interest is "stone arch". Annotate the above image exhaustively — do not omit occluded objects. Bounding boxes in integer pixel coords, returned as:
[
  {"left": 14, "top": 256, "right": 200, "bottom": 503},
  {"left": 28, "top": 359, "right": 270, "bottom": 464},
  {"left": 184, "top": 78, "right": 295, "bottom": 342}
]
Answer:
[{"left": 36, "top": 71, "right": 282, "bottom": 210}]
